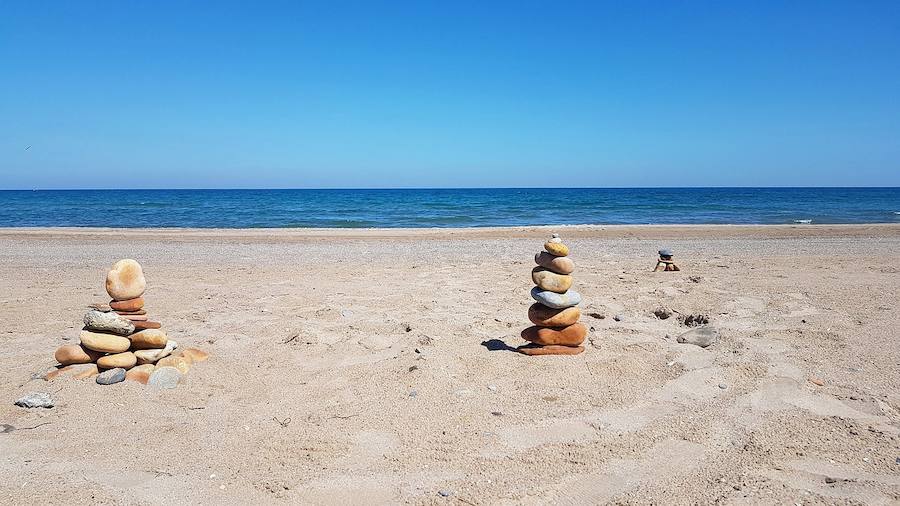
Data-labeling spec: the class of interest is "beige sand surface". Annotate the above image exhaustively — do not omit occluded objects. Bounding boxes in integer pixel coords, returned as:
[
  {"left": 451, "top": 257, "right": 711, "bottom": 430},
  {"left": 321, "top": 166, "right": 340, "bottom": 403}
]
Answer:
[{"left": 1, "top": 225, "right": 899, "bottom": 505}]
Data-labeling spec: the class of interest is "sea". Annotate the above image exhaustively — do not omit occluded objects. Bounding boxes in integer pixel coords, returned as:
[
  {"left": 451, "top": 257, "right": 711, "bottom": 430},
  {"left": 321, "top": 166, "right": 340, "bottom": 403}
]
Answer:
[{"left": 0, "top": 188, "right": 898, "bottom": 228}]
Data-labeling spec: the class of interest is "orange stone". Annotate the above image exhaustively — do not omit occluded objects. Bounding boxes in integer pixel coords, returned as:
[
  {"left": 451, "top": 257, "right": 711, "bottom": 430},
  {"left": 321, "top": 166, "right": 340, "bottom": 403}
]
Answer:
[
  {"left": 528, "top": 304, "right": 580, "bottom": 327},
  {"left": 517, "top": 344, "right": 585, "bottom": 356},
  {"left": 125, "top": 364, "right": 156, "bottom": 384},
  {"left": 109, "top": 297, "right": 144, "bottom": 312},
  {"left": 54, "top": 344, "right": 104, "bottom": 365},
  {"left": 133, "top": 321, "right": 162, "bottom": 330},
  {"left": 521, "top": 323, "right": 587, "bottom": 346},
  {"left": 534, "top": 251, "right": 575, "bottom": 274},
  {"left": 157, "top": 355, "right": 191, "bottom": 374}
]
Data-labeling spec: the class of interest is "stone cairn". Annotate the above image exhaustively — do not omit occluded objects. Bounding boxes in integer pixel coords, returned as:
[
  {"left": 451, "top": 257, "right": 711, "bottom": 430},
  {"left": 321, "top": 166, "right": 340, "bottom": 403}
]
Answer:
[
  {"left": 653, "top": 248, "right": 680, "bottom": 271},
  {"left": 45, "top": 259, "right": 207, "bottom": 388},
  {"left": 519, "top": 234, "right": 587, "bottom": 355}
]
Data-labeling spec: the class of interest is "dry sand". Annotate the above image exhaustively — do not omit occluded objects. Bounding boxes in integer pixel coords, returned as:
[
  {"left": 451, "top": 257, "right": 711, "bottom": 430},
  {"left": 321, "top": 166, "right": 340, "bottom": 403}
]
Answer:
[{"left": 1, "top": 225, "right": 899, "bottom": 505}]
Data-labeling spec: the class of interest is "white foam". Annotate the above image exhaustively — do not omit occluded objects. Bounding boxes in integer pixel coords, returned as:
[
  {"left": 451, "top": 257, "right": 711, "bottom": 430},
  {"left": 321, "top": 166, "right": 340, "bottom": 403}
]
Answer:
[{"left": 793, "top": 219, "right": 812, "bottom": 224}]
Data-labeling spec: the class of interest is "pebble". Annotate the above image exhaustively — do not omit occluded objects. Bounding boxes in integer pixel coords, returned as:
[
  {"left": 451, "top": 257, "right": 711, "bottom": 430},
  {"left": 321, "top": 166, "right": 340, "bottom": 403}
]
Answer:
[
  {"left": 531, "top": 267, "right": 573, "bottom": 293},
  {"left": 96, "top": 368, "right": 126, "bottom": 385},
  {"left": 109, "top": 297, "right": 144, "bottom": 312},
  {"left": 528, "top": 304, "right": 580, "bottom": 327},
  {"left": 54, "top": 344, "right": 103, "bottom": 365},
  {"left": 179, "top": 348, "right": 209, "bottom": 363},
  {"left": 719, "top": 383, "right": 728, "bottom": 389},
  {"left": 79, "top": 330, "right": 131, "bottom": 353},
  {"left": 148, "top": 366, "right": 182, "bottom": 389},
  {"left": 517, "top": 344, "right": 585, "bottom": 356},
  {"left": 132, "top": 321, "right": 162, "bottom": 330},
  {"left": 438, "top": 490, "right": 452, "bottom": 497},
  {"left": 83, "top": 310, "right": 135, "bottom": 336},
  {"left": 809, "top": 377, "right": 825, "bottom": 386},
  {"left": 544, "top": 241, "right": 569, "bottom": 257},
  {"left": 534, "top": 252, "right": 575, "bottom": 275},
  {"left": 105, "top": 259, "right": 147, "bottom": 301},
  {"left": 157, "top": 355, "right": 191, "bottom": 374},
  {"left": 487, "top": 385, "right": 497, "bottom": 392},
  {"left": 97, "top": 352, "right": 137, "bottom": 370},
  {"left": 125, "top": 364, "right": 156, "bottom": 384},
  {"left": 14, "top": 392, "right": 53, "bottom": 408},
  {"left": 530, "top": 287, "right": 582, "bottom": 309},
  {"left": 408, "top": 390, "right": 418, "bottom": 397},
  {"left": 676, "top": 326, "right": 719, "bottom": 348},
  {"left": 521, "top": 323, "right": 587, "bottom": 346},
  {"left": 129, "top": 329, "right": 168, "bottom": 350},
  {"left": 613, "top": 314, "right": 624, "bottom": 322},
  {"left": 134, "top": 340, "right": 178, "bottom": 365}
]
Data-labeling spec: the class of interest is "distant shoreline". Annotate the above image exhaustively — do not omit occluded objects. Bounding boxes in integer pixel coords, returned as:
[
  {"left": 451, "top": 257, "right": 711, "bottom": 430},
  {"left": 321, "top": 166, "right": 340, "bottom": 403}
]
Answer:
[{"left": 3, "top": 223, "right": 899, "bottom": 241}]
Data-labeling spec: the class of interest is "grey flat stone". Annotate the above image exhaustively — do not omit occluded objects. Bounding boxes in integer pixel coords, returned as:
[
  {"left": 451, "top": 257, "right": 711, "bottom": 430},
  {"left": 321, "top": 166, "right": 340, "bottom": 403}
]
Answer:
[
  {"left": 659, "top": 249, "right": 673, "bottom": 257},
  {"left": 96, "top": 368, "right": 126, "bottom": 385},
  {"left": 530, "top": 287, "right": 582, "bottom": 309},
  {"left": 15, "top": 392, "right": 53, "bottom": 408},
  {"left": 677, "top": 326, "right": 719, "bottom": 348},
  {"left": 83, "top": 310, "right": 135, "bottom": 336},
  {"left": 148, "top": 366, "right": 182, "bottom": 389}
]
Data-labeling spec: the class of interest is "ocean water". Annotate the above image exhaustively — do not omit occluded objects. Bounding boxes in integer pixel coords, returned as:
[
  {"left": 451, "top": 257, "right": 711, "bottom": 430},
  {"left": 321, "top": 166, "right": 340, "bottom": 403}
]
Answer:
[{"left": 0, "top": 188, "right": 898, "bottom": 228}]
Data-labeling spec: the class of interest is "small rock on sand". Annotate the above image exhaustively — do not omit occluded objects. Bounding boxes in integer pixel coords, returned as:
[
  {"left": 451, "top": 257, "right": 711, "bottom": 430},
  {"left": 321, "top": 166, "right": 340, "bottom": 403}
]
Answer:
[
  {"left": 15, "top": 392, "right": 53, "bottom": 408},
  {"left": 676, "top": 326, "right": 719, "bottom": 347},
  {"left": 96, "top": 368, "right": 126, "bottom": 385},
  {"left": 148, "top": 366, "right": 182, "bottom": 389}
]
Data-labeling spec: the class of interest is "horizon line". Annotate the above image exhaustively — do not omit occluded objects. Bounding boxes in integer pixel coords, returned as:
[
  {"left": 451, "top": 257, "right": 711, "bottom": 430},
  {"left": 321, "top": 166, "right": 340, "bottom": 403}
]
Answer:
[{"left": 2, "top": 185, "right": 900, "bottom": 192}]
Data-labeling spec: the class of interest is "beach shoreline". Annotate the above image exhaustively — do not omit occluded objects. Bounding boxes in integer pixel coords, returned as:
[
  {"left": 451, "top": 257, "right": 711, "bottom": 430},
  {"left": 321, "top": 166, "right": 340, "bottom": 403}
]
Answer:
[{"left": 1, "top": 225, "right": 898, "bottom": 504}]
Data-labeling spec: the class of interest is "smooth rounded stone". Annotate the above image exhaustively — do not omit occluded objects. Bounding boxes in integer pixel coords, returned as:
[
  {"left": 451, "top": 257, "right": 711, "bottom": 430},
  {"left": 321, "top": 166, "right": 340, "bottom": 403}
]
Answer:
[
  {"left": 96, "top": 368, "right": 126, "bottom": 385},
  {"left": 148, "top": 366, "right": 182, "bottom": 389},
  {"left": 521, "top": 323, "right": 587, "bottom": 346},
  {"left": 43, "top": 363, "right": 98, "bottom": 380},
  {"left": 549, "top": 233, "right": 562, "bottom": 243},
  {"left": 676, "top": 326, "right": 719, "bottom": 348},
  {"left": 115, "top": 309, "right": 147, "bottom": 316},
  {"left": 134, "top": 340, "right": 177, "bottom": 365},
  {"left": 109, "top": 297, "right": 144, "bottom": 312},
  {"left": 517, "top": 344, "right": 584, "bottom": 356},
  {"left": 106, "top": 259, "right": 146, "bottom": 301},
  {"left": 659, "top": 248, "right": 673, "bottom": 257},
  {"left": 534, "top": 252, "right": 575, "bottom": 275},
  {"left": 83, "top": 310, "right": 135, "bottom": 336},
  {"left": 129, "top": 329, "right": 168, "bottom": 350},
  {"left": 528, "top": 304, "right": 581, "bottom": 326},
  {"left": 531, "top": 267, "right": 573, "bottom": 293},
  {"left": 119, "top": 314, "right": 149, "bottom": 321},
  {"left": 15, "top": 392, "right": 53, "bottom": 408},
  {"left": 133, "top": 321, "right": 162, "bottom": 330},
  {"left": 125, "top": 364, "right": 156, "bottom": 384},
  {"left": 156, "top": 355, "right": 191, "bottom": 374},
  {"left": 178, "top": 348, "right": 209, "bottom": 363},
  {"left": 54, "top": 344, "right": 104, "bottom": 365},
  {"left": 80, "top": 330, "right": 131, "bottom": 353},
  {"left": 97, "top": 352, "right": 136, "bottom": 370},
  {"left": 544, "top": 241, "right": 569, "bottom": 257},
  {"left": 530, "top": 287, "right": 582, "bottom": 309}
]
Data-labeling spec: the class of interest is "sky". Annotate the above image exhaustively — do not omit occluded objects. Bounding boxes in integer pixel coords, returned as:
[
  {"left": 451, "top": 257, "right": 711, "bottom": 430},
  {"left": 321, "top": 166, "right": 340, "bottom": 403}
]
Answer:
[{"left": 1, "top": 1, "right": 899, "bottom": 189}]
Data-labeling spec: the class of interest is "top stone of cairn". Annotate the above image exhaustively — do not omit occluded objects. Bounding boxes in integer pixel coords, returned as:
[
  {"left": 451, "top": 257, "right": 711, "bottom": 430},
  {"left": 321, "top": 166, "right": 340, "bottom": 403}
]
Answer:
[
  {"left": 105, "top": 259, "right": 147, "bottom": 301},
  {"left": 544, "top": 233, "right": 569, "bottom": 257}
]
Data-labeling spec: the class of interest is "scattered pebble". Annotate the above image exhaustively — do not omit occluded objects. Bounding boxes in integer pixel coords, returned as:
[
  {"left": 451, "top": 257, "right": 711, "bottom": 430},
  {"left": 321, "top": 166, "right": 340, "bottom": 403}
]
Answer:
[
  {"left": 688, "top": 276, "right": 702, "bottom": 283},
  {"left": 487, "top": 385, "right": 497, "bottom": 392},
  {"left": 491, "top": 411, "right": 503, "bottom": 416},
  {"left": 676, "top": 326, "right": 719, "bottom": 348},
  {"left": 408, "top": 390, "right": 418, "bottom": 397},
  {"left": 438, "top": 490, "right": 452, "bottom": 497},
  {"left": 680, "top": 314, "right": 710, "bottom": 327},
  {"left": 667, "top": 361, "right": 676, "bottom": 366},
  {"left": 613, "top": 314, "right": 624, "bottom": 322},
  {"left": 825, "top": 476, "right": 837, "bottom": 484},
  {"left": 14, "top": 393, "right": 53, "bottom": 409},
  {"left": 809, "top": 377, "right": 825, "bottom": 387},
  {"left": 653, "top": 308, "right": 672, "bottom": 320},
  {"left": 588, "top": 312, "right": 605, "bottom": 319},
  {"left": 718, "top": 383, "right": 728, "bottom": 389}
]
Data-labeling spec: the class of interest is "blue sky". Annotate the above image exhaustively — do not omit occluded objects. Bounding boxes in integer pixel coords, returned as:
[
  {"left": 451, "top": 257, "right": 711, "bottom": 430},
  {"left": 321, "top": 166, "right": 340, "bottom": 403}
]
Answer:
[{"left": 1, "top": 1, "right": 898, "bottom": 189}]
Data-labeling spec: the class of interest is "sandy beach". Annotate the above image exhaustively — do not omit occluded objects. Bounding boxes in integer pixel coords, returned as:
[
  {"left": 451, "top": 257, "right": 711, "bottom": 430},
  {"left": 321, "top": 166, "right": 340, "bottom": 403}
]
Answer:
[{"left": 1, "top": 224, "right": 899, "bottom": 505}]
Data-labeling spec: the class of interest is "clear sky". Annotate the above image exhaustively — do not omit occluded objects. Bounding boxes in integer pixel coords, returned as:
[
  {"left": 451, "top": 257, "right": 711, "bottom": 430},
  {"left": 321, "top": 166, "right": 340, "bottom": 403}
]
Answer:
[{"left": 1, "top": 1, "right": 898, "bottom": 189}]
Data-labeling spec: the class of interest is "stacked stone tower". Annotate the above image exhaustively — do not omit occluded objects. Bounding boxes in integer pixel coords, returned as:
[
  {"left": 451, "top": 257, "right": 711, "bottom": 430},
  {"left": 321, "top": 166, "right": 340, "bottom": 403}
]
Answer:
[{"left": 519, "top": 234, "right": 587, "bottom": 355}]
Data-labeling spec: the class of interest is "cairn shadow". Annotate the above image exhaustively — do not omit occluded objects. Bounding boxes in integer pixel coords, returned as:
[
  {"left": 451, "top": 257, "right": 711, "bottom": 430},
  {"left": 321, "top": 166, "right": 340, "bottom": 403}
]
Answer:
[{"left": 480, "top": 338, "right": 519, "bottom": 353}]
